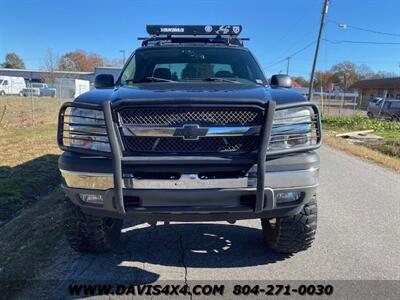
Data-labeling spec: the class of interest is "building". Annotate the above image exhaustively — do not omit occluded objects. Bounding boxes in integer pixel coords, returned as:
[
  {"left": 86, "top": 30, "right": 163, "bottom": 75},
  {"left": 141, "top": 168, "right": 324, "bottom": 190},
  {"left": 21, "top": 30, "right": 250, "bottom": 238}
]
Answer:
[
  {"left": 350, "top": 77, "right": 400, "bottom": 107},
  {"left": 0, "top": 66, "right": 122, "bottom": 84}
]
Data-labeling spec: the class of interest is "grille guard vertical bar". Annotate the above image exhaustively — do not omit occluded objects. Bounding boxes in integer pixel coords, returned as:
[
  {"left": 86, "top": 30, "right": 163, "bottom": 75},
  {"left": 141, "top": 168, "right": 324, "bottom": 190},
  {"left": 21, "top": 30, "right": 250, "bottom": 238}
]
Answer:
[
  {"left": 255, "top": 100, "right": 276, "bottom": 212},
  {"left": 103, "top": 101, "right": 126, "bottom": 214}
]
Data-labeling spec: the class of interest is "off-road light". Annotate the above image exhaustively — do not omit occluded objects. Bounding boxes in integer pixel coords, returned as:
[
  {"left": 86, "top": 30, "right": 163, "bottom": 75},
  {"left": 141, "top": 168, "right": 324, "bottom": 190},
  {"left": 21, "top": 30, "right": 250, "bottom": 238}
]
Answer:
[
  {"left": 79, "top": 193, "right": 104, "bottom": 205},
  {"left": 275, "top": 191, "right": 302, "bottom": 203}
]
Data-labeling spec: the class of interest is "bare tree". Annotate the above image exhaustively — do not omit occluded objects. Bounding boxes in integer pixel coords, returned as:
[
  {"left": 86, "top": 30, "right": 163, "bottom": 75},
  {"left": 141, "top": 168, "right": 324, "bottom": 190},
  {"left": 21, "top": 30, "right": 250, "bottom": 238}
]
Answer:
[{"left": 42, "top": 49, "right": 60, "bottom": 84}]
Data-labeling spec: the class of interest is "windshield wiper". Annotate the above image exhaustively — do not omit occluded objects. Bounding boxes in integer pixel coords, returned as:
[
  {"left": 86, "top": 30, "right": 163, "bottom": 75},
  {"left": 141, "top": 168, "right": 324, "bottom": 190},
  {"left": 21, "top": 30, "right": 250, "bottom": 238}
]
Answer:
[
  {"left": 124, "top": 77, "right": 177, "bottom": 84},
  {"left": 145, "top": 76, "right": 177, "bottom": 82},
  {"left": 203, "top": 77, "right": 240, "bottom": 83}
]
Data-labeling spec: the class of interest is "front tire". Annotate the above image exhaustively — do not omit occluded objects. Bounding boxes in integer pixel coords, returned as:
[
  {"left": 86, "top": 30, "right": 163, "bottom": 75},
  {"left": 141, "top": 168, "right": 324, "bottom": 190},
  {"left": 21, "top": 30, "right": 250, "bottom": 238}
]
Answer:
[
  {"left": 261, "top": 196, "right": 317, "bottom": 253},
  {"left": 63, "top": 198, "right": 123, "bottom": 253}
]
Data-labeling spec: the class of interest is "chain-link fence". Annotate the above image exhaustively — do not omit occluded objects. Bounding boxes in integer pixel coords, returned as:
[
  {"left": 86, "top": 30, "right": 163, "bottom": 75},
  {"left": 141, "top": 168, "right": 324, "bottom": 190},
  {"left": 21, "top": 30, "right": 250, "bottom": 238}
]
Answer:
[
  {"left": 0, "top": 77, "right": 386, "bottom": 129},
  {"left": 310, "top": 92, "right": 365, "bottom": 117},
  {"left": 0, "top": 78, "right": 89, "bottom": 128}
]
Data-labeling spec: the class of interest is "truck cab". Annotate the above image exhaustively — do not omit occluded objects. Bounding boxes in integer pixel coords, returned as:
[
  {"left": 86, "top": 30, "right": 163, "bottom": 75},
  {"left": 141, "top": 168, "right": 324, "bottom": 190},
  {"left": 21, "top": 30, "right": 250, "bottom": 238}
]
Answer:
[{"left": 58, "top": 25, "right": 322, "bottom": 254}]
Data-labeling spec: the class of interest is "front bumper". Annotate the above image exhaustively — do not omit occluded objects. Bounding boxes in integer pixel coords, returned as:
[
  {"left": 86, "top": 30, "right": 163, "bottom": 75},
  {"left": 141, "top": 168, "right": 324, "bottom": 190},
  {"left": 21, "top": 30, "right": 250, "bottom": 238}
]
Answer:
[
  {"left": 58, "top": 100, "right": 321, "bottom": 221},
  {"left": 60, "top": 152, "right": 319, "bottom": 221}
]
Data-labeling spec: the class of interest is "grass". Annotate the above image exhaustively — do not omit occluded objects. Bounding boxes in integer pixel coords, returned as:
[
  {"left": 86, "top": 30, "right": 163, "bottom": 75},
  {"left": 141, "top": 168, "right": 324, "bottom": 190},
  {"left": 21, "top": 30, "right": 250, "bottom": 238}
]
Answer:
[
  {"left": 0, "top": 96, "right": 64, "bottom": 222},
  {"left": 0, "top": 96, "right": 66, "bottom": 128},
  {"left": 0, "top": 97, "right": 71, "bottom": 298},
  {"left": 0, "top": 189, "right": 72, "bottom": 299},
  {"left": 0, "top": 124, "right": 61, "bottom": 222},
  {"left": 322, "top": 115, "right": 400, "bottom": 171}
]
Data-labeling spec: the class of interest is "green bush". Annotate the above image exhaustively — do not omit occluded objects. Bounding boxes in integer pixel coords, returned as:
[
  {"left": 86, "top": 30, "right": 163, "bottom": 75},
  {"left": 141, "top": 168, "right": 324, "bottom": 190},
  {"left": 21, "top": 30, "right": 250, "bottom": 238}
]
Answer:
[{"left": 322, "top": 115, "right": 400, "bottom": 131}]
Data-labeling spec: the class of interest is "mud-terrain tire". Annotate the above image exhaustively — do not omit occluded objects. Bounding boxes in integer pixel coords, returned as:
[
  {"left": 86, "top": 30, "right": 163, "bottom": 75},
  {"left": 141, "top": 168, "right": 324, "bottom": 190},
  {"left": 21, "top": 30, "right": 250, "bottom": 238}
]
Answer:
[
  {"left": 63, "top": 199, "right": 123, "bottom": 253},
  {"left": 261, "top": 196, "right": 317, "bottom": 253}
]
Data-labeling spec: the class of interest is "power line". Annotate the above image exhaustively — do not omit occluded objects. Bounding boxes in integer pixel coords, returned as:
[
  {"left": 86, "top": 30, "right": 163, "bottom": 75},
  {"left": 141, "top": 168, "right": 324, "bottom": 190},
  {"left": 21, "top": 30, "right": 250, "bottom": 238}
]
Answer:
[
  {"left": 328, "top": 19, "right": 400, "bottom": 37},
  {"left": 291, "top": 57, "right": 400, "bottom": 64},
  {"left": 265, "top": 40, "right": 316, "bottom": 69},
  {"left": 323, "top": 38, "right": 400, "bottom": 45}
]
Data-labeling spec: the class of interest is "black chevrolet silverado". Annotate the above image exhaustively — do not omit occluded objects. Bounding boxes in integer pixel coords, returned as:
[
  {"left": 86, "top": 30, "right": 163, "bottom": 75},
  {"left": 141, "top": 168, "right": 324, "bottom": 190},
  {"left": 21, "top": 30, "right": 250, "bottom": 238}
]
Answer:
[{"left": 58, "top": 25, "right": 322, "bottom": 253}]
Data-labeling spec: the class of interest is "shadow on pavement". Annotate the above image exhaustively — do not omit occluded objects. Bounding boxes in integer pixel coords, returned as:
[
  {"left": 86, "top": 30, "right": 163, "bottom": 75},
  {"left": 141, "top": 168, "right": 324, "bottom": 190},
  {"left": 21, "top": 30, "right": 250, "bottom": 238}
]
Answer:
[
  {"left": 121, "top": 222, "right": 291, "bottom": 268},
  {"left": 62, "top": 222, "right": 291, "bottom": 285}
]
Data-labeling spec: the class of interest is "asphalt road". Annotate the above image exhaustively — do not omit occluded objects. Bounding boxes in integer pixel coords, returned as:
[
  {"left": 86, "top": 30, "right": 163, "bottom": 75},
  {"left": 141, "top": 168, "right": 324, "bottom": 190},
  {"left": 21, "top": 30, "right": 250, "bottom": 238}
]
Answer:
[{"left": 53, "top": 146, "right": 400, "bottom": 298}]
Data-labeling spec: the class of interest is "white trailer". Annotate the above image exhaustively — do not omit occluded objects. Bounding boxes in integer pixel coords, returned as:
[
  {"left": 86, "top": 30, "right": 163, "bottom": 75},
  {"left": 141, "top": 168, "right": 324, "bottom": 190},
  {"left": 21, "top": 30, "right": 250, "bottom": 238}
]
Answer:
[{"left": 54, "top": 78, "right": 90, "bottom": 99}]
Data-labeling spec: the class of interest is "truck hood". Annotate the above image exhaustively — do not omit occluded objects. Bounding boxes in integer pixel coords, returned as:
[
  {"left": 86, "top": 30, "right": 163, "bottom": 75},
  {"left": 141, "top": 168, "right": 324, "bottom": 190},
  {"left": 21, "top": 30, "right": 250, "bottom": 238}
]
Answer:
[{"left": 74, "top": 83, "right": 306, "bottom": 106}]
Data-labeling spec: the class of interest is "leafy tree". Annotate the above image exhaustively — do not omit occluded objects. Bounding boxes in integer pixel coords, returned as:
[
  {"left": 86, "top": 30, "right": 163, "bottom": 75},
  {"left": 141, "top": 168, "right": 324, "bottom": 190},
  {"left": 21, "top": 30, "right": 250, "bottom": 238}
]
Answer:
[
  {"left": 330, "top": 61, "right": 357, "bottom": 90},
  {"left": 1, "top": 53, "right": 25, "bottom": 69},
  {"left": 58, "top": 50, "right": 104, "bottom": 72}
]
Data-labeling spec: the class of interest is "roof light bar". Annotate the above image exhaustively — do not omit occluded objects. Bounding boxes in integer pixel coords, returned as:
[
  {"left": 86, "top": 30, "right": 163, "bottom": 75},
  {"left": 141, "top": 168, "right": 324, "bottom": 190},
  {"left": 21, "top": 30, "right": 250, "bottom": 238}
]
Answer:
[{"left": 146, "top": 25, "right": 242, "bottom": 36}]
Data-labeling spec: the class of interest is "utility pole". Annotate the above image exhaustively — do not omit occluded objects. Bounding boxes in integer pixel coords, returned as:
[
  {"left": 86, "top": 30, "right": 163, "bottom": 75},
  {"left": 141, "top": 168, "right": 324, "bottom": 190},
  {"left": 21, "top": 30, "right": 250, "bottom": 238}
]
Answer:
[
  {"left": 120, "top": 50, "right": 126, "bottom": 65},
  {"left": 308, "top": 0, "right": 330, "bottom": 101},
  {"left": 286, "top": 57, "right": 291, "bottom": 75}
]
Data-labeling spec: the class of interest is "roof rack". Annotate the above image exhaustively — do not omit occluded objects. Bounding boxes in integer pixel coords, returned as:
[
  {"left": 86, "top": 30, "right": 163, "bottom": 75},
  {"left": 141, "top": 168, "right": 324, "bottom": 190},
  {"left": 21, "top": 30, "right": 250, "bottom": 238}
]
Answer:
[{"left": 140, "top": 25, "right": 248, "bottom": 47}]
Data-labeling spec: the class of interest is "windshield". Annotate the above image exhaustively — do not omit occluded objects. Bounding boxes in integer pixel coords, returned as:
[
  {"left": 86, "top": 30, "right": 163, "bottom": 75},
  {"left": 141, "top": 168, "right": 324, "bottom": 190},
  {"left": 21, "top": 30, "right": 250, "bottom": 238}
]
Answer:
[{"left": 119, "top": 47, "right": 267, "bottom": 85}]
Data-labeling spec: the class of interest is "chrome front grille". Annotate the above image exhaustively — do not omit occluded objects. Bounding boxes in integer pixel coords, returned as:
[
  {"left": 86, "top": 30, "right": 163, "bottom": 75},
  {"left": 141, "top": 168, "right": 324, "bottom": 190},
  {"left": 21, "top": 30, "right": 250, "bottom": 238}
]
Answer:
[
  {"left": 118, "top": 106, "right": 264, "bottom": 155},
  {"left": 119, "top": 107, "right": 262, "bottom": 127}
]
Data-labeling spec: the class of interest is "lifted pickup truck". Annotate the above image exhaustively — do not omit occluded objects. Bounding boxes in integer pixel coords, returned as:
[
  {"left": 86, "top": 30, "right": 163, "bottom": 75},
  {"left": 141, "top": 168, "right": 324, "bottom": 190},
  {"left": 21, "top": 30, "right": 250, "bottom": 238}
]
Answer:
[{"left": 58, "top": 25, "right": 322, "bottom": 253}]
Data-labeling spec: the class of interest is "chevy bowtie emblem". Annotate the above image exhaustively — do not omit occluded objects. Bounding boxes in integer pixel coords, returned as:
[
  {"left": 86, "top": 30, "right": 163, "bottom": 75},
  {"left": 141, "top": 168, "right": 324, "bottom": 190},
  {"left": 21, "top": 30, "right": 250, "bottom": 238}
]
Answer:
[{"left": 174, "top": 124, "right": 208, "bottom": 140}]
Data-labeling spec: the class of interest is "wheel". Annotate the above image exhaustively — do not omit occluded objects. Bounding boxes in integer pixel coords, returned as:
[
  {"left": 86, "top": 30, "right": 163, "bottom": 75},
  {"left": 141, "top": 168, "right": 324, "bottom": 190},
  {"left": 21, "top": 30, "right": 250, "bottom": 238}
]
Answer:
[
  {"left": 261, "top": 196, "right": 317, "bottom": 253},
  {"left": 19, "top": 91, "right": 24, "bottom": 97},
  {"left": 367, "top": 112, "right": 374, "bottom": 118},
  {"left": 63, "top": 198, "right": 123, "bottom": 253},
  {"left": 0, "top": 91, "right": 5, "bottom": 96}
]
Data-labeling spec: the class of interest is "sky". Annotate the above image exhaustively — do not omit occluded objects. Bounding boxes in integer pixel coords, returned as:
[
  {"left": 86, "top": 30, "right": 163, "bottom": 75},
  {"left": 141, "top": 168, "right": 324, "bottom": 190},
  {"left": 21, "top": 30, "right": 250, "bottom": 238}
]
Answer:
[{"left": 1, "top": 0, "right": 400, "bottom": 78}]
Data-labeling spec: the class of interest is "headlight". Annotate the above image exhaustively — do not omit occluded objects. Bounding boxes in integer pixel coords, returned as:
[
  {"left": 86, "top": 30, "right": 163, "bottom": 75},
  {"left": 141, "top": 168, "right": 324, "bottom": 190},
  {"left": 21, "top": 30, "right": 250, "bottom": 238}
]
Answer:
[
  {"left": 269, "top": 106, "right": 315, "bottom": 151},
  {"left": 64, "top": 107, "right": 110, "bottom": 152}
]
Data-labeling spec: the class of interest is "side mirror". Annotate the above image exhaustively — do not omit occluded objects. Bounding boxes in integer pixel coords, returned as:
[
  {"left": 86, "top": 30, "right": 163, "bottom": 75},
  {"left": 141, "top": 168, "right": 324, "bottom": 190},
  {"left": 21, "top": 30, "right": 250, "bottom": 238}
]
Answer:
[
  {"left": 270, "top": 74, "right": 292, "bottom": 88},
  {"left": 94, "top": 74, "right": 114, "bottom": 89}
]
